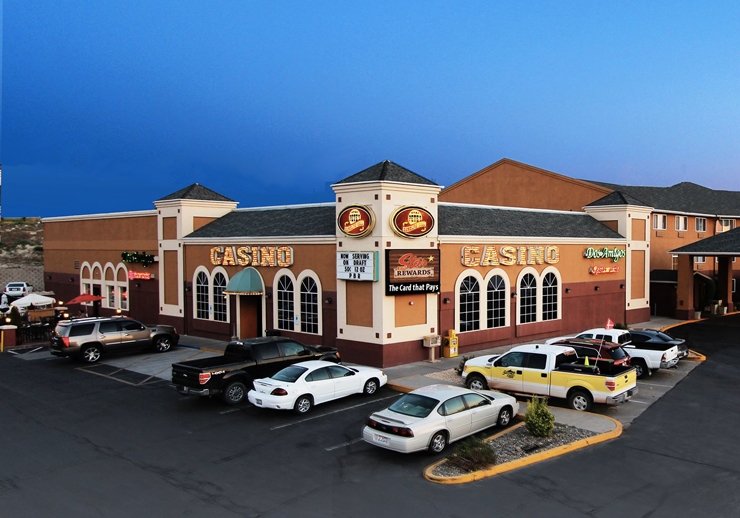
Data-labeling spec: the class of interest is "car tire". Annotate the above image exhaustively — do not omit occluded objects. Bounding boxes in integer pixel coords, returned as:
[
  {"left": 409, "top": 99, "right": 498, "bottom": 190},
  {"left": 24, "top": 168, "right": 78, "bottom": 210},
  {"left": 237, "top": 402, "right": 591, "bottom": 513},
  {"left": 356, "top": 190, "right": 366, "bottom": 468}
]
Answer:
[
  {"left": 466, "top": 375, "right": 487, "bottom": 391},
  {"left": 497, "top": 406, "right": 513, "bottom": 427},
  {"left": 634, "top": 359, "right": 650, "bottom": 379},
  {"left": 567, "top": 389, "right": 593, "bottom": 412},
  {"left": 363, "top": 378, "right": 379, "bottom": 395},
  {"left": 294, "top": 395, "right": 313, "bottom": 414},
  {"left": 222, "top": 381, "right": 247, "bottom": 405},
  {"left": 81, "top": 344, "right": 102, "bottom": 363},
  {"left": 154, "top": 336, "right": 172, "bottom": 353},
  {"left": 428, "top": 431, "right": 448, "bottom": 454}
]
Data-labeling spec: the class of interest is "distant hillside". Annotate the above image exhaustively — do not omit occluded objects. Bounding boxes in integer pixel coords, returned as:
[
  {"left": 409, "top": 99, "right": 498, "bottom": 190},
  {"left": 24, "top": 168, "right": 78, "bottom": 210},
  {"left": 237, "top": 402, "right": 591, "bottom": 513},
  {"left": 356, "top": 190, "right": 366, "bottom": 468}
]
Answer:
[{"left": 0, "top": 218, "right": 44, "bottom": 266}]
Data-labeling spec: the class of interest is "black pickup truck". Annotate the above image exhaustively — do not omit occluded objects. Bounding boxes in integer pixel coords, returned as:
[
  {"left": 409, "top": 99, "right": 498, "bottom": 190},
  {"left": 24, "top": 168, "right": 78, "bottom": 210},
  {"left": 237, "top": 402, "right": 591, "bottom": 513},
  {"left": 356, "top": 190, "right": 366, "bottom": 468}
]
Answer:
[{"left": 172, "top": 336, "right": 341, "bottom": 404}]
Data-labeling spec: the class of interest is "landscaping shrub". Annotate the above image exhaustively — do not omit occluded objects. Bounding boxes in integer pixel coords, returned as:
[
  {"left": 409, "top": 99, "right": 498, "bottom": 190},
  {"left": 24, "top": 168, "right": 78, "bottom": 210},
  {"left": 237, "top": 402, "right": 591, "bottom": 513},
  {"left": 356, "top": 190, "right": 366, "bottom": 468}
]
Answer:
[
  {"left": 446, "top": 436, "right": 497, "bottom": 472},
  {"left": 454, "top": 354, "right": 475, "bottom": 376},
  {"left": 524, "top": 396, "right": 555, "bottom": 437}
]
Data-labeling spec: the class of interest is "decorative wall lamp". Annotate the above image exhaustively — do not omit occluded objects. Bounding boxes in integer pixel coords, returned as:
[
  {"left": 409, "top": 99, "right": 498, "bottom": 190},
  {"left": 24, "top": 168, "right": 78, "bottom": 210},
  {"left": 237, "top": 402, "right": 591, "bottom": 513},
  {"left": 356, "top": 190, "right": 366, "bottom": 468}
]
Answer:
[
  {"left": 565, "top": 288, "right": 571, "bottom": 293},
  {"left": 620, "top": 284, "right": 625, "bottom": 289},
  {"left": 594, "top": 286, "right": 600, "bottom": 291},
  {"left": 324, "top": 297, "right": 332, "bottom": 304},
  {"left": 511, "top": 292, "right": 517, "bottom": 298},
  {"left": 443, "top": 297, "right": 451, "bottom": 304}
]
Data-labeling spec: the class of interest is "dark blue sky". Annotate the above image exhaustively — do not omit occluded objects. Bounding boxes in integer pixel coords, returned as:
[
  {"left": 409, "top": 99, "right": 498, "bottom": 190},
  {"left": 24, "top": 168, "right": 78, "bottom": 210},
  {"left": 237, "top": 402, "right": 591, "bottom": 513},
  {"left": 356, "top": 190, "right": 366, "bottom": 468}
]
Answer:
[{"left": 3, "top": 1, "right": 740, "bottom": 217}]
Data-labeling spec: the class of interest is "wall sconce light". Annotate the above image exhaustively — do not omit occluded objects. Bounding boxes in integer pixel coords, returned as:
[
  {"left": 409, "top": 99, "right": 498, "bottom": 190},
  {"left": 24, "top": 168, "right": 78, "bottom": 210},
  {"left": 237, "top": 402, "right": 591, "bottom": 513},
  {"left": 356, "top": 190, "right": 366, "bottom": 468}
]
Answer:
[
  {"left": 511, "top": 292, "right": 517, "bottom": 298},
  {"left": 5, "top": 317, "right": 11, "bottom": 324},
  {"left": 116, "top": 308, "right": 122, "bottom": 315},
  {"left": 565, "top": 288, "right": 571, "bottom": 293},
  {"left": 265, "top": 292, "right": 272, "bottom": 299},
  {"left": 69, "top": 277, "right": 75, "bottom": 282},
  {"left": 409, "top": 301, "right": 415, "bottom": 306},
  {"left": 324, "top": 297, "right": 332, "bottom": 304},
  {"left": 63, "top": 313, "right": 70, "bottom": 319},
  {"left": 594, "top": 286, "right": 600, "bottom": 291},
  {"left": 620, "top": 284, "right": 625, "bottom": 289},
  {"left": 47, "top": 275, "right": 52, "bottom": 280},
  {"left": 135, "top": 283, "right": 141, "bottom": 288},
  {"left": 443, "top": 298, "right": 451, "bottom": 304},
  {"left": 58, "top": 301, "right": 64, "bottom": 306}
]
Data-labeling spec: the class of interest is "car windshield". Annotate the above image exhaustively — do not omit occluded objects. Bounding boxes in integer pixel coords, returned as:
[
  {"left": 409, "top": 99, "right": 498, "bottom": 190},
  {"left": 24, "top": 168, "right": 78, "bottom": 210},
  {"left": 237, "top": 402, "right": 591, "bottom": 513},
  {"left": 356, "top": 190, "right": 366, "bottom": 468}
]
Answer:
[
  {"left": 388, "top": 394, "right": 439, "bottom": 418},
  {"left": 656, "top": 332, "right": 674, "bottom": 342},
  {"left": 8, "top": 283, "right": 24, "bottom": 288},
  {"left": 271, "top": 365, "right": 308, "bottom": 383},
  {"left": 609, "top": 347, "right": 628, "bottom": 360}
]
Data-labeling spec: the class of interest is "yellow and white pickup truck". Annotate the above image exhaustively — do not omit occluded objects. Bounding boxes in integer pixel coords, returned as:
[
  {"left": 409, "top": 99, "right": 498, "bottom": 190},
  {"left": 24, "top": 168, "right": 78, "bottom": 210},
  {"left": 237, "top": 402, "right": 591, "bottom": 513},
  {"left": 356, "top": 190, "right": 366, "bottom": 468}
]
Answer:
[{"left": 462, "top": 344, "right": 638, "bottom": 411}]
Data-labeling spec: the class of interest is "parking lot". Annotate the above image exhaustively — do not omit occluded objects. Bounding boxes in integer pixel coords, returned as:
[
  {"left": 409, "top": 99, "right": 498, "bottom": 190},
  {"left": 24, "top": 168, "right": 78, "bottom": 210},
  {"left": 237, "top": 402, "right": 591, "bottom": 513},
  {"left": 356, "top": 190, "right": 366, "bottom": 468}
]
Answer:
[{"left": 2, "top": 315, "right": 739, "bottom": 517}]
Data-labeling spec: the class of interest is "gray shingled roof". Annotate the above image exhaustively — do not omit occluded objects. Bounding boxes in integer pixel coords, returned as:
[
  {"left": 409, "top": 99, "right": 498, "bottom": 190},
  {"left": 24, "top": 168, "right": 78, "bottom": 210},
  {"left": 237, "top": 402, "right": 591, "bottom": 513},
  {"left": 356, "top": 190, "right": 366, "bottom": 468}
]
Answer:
[
  {"left": 439, "top": 204, "right": 624, "bottom": 239},
  {"left": 335, "top": 160, "right": 438, "bottom": 186},
  {"left": 185, "top": 205, "right": 336, "bottom": 238},
  {"left": 158, "top": 183, "right": 234, "bottom": 202},
  {"left": 587, "top": 191, "right": 651, "bottom": 208},
  {"left": 587, "top": 180, "right": 740, "bottom": 216},
  {"left": 670, "top": 227, "right": 740, "bottom": 255}
]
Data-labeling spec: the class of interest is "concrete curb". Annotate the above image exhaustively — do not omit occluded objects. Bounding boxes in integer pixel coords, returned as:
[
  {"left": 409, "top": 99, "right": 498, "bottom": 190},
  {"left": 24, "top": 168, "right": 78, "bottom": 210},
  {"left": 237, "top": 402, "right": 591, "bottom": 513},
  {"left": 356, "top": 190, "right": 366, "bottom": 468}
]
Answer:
[
  {"left": 385, "top": 380, "right": 415, "bottom": 393},
  {"left": 423, "top": 412, "right": 623, "bottom": 484}
]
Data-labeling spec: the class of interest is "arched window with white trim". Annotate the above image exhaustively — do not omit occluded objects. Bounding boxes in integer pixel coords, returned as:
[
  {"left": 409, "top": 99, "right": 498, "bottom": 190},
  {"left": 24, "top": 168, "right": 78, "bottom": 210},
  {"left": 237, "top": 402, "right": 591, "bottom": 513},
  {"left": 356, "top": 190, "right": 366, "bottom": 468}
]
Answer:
[
  {"left": 519, "top": 273, "right": 537, "bottom": 324},
  {"left": 277, "top": 275, "right": 295, "bottom": 331},
  {"left": 486, "top": 274, "right": 506, "bottom": 328},
  {"left": 300, "top": 276, "right": 319, "bottom": 334},
  {"left": 542, "top": 272, "right": 559, "bottom": 321},
  {"left": 195, "top": 271, "right": 209, "bottom": 319},
  {"left": 213, "top": 272, "right": 228, "bottom": 322},
  {"left": 459, "top": 276, "right": 480, "bottom": 332}
]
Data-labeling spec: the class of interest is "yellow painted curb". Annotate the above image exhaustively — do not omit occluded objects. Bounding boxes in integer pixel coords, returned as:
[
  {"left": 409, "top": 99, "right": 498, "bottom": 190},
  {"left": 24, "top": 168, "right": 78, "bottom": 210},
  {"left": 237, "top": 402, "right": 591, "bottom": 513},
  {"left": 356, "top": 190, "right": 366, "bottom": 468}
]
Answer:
[
  {"left": 385, "top": 381, "right": 414, "bottom": 393},
  {"left": 685, "top": 350, "right": 706, "bottom": 362},
  {"left": 423, "top": 412, "right": 622, "bottom": 484}
]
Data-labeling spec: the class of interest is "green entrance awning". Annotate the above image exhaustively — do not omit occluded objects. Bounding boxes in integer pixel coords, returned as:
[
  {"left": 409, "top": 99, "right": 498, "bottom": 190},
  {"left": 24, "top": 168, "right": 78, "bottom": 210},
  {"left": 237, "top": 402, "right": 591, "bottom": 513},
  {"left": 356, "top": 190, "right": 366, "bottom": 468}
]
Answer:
[{"left": 224, "top": 268, "right": 264, "bottom": 295}]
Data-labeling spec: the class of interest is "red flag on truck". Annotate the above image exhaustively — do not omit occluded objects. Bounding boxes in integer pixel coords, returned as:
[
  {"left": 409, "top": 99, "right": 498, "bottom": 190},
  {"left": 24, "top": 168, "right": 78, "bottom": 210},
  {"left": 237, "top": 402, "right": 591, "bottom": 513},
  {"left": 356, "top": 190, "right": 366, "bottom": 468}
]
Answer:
[{"left": 606, "top": 318, "right": 615, "bottom": 330}]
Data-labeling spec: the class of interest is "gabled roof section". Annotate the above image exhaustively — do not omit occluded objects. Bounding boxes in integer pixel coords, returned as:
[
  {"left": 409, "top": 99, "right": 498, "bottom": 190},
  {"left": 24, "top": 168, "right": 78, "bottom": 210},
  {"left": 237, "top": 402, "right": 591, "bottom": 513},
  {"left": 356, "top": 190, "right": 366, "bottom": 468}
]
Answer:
[
  {"left": 586, "top": 191, "right": 651, "bottom": 208},
  {"left": 335, "top": 160, "right": 438, "bottom": 186},
  {"left": 185, "top": 204, "right": 336, "bottom": 238},
  {"left": 439, "top": 203, "right": 624, "bottom": 239},
  {"left": 670, "top": 227, "right": 740, "bottom": 255},
  {"left": 586, "top": 180, "right": 740, "bottom": 216},
  {"left": 158, "top": 183, "right": 234, "bottom": 202}
]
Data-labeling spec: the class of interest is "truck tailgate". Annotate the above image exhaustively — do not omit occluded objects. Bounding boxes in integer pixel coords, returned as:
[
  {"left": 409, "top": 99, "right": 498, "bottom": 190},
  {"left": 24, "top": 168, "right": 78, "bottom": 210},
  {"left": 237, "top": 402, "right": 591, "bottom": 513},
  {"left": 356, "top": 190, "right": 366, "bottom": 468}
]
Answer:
[{"left": 612, "top": 367, "right": 637, "bottom": 392}]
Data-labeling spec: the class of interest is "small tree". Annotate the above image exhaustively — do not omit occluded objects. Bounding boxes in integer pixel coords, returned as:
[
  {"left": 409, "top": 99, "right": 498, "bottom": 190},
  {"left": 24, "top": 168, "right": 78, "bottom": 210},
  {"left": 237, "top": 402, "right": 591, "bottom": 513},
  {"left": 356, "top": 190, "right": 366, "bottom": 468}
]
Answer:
[{"left": 524, "top": 396, "right": 555, "bottom": 437}]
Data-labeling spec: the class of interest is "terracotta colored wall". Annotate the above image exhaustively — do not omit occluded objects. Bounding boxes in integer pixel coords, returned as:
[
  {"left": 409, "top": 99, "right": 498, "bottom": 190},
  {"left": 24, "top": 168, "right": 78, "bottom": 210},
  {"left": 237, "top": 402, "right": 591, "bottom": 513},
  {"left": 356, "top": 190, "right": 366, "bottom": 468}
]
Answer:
[
  {"left": 163, "top": 250, "right": 179, "bottom": 305},
  {"left": 632, "top": 219, "right": 646, "bottom": 241},
  {"left": 162, "top": 217, "right": 177, "bottom": 240},
  {"left": 631, "top": 250, "right": 646, "bottom": 299},
  {"left": 346, "top": 280, "right": 373, "bottom": 327},
  {"left": 395, "top": 293, "right": 426, "bottom": 327},
  {"left": 651, "top": 214, "right": 716, "bottom": 271},
  {"left": 439, "top": 160, "right": 612, "bottom": 212},
  {"left": 44, "top": 216, "right": 158, "bottom": 274},
  {"left": 193, "top": 217, "right": 216, "bottom": 231}
]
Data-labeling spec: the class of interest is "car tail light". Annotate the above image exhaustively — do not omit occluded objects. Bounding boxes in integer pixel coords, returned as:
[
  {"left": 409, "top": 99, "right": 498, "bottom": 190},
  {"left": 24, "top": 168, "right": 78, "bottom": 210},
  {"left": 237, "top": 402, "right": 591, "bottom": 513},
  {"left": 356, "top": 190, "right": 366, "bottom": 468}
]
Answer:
[
  {"left": 365, "top": 417, "right": 414, "bottom": 437},
  {"left": 271, "top": 388, "right": 288, "bottom": 396},
  {"left": 605, "top": 380, "right": 616, "bottom": 392},
  {"left": 198, "top": 373, "right": 211, "bottom": 385},
  {"left": 661, "top": 353, "right": 667, "bottom": 361},
  {"left": 62, "top": 337, "right": 70, "bottom": 347}
]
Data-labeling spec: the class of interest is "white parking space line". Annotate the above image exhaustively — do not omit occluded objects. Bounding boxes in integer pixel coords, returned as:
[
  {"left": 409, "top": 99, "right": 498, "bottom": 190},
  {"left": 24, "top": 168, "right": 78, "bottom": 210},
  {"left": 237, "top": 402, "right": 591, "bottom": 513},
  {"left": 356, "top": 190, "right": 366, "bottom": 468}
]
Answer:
[
  {"left": 219, "top": 408, "right": 244, "bottom": 414},
  {"left": 628, "top": 399, "right": 649, "bottom": 405},
  {"left": 637, "top": 382, "right": 674, "bottom": 388},
  {"left": 325, "top": 437, "right": 364, "bottom": 451},
  {"left": 270, "top": 394, "right": 399, "bottom": 430}
]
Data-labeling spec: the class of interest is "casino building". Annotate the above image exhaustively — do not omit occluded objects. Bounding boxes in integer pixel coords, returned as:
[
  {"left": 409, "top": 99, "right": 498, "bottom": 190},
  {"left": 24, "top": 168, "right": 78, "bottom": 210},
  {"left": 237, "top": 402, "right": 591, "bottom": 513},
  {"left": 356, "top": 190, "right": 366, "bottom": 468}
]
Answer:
[{"left": 44, "top": 160, "right": 656, "bottom": 366}]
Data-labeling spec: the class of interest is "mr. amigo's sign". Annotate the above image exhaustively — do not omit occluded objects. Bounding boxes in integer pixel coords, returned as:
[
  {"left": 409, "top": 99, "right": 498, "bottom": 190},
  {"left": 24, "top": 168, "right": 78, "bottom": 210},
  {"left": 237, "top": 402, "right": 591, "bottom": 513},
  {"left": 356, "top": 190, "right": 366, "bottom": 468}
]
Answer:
[
  {"left": 583, "top": 247, "right": 626, "bottom": 262},
  {"left": 386, "top": 249, "right": 440, "bottom": 295}
]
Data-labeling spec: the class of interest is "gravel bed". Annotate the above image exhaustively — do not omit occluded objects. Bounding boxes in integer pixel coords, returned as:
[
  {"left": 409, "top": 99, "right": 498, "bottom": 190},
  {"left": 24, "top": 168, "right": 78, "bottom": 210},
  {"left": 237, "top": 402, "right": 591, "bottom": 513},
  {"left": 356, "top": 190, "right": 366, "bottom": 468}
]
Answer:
[
  {"left": 424, "top": 369, "right": 464, "bottom": 385},
  {"left": 431, "top": 423, "right": 597, "bottom": 477}
]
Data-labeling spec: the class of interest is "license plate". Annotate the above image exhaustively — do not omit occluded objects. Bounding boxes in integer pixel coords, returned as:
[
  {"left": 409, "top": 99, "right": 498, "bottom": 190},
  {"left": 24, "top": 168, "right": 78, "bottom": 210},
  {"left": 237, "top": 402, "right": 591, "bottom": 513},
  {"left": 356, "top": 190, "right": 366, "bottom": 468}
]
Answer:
[
  {"left": 374, "top": 434, "right": 389, "bottom": 445},
  {"left": 256, "top": 399, "right": 262, "bottom": 405}
]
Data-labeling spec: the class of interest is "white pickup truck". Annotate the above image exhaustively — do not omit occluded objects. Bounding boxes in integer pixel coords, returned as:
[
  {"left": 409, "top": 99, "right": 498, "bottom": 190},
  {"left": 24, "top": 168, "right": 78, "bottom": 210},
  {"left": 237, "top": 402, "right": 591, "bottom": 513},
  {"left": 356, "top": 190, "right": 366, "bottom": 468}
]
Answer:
[
  {"left": 462, "top": 343, "right": 638, "bottom": 412},
  {"left": 547, "top": 328, "right": 679, "bottom": 379}
]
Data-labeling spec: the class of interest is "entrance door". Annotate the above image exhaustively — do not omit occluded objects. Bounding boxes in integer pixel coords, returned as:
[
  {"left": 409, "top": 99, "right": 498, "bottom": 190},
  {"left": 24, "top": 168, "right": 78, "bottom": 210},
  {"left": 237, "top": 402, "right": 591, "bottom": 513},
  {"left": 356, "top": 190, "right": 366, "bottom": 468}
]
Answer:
[
  {"left": 239, "top": 295, "right": 262, "bottom": 339},
  {"left": 92, "top": 285, "right": 101, "bottom": 318}
]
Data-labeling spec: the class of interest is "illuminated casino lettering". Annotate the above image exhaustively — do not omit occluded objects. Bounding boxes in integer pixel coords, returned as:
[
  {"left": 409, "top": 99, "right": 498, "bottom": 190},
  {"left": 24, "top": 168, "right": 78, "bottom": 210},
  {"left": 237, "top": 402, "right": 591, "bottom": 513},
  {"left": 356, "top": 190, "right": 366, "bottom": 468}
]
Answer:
[
  {"left": 461, "top": 245, "right": 560, "bottom": 267},
  {"left": 210, "top": 246, "right": 294, "bottom": 267}
]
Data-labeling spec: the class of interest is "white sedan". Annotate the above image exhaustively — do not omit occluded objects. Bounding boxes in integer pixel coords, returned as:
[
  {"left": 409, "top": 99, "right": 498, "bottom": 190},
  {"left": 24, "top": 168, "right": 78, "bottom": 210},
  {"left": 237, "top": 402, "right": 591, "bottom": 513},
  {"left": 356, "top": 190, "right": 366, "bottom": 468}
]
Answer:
[
  {"left": 363, "top": 384, "right": 518, "bottom": 454},
  {"left": 248, "top": 360, "right": 387, "bottom": 414}
]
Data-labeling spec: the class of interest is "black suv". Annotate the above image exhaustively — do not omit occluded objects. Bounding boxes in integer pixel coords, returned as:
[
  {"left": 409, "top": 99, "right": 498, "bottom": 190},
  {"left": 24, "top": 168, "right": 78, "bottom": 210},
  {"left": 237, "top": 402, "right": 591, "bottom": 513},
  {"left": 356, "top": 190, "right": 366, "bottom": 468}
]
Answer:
[{"left": 50, "top": 317, "right": 179, "bottom": 363}]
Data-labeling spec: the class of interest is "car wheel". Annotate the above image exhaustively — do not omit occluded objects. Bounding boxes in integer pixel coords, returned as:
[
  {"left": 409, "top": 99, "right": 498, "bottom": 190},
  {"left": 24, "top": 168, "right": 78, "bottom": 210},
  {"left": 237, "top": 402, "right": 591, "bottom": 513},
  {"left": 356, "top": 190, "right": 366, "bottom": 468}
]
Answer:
[
  {"left": 222, "top": 381, "right": 247, "bottom": 405},
  {"left": 567, "top": 389, "right": 593, "bottom": 412},
  {"left": 634, "top": 360, "right": 649, "bottom": 379},
  {"left": 154, "top": 336, "right": 172, "bottom": 353},
  {"left": 466, "top": 375, "right": 487, "bottom": 391},
  {"left": 294, "top": 395, "right": 313, "bottom": 414},
  {"left": 81, "top": 345, "right": 102, "bottom": 363},
  {"left": 363, "top": 378, "right": 379, "bottom": 395},
  {"left": 497, "top": 406, "right": 513, "bottom": 427},
  {"left": 428, "top": 431, "right": 448, "bottom": 454}
]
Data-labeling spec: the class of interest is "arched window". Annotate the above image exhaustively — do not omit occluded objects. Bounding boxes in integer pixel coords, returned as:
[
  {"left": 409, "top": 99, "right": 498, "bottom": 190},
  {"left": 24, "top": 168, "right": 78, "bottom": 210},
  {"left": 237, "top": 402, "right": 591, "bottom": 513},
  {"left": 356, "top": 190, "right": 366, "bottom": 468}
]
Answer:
[
  {"left": 487, "top": 275, "right": 506, "bottom": 328},
  {"left": 300, "top": 277, "right": 319, "bottom": 334},
  {"left": 196, "top": 271, "right": 209, "bottom": 319},
  {"left": 519, "top": 273, "right": 537, "bottom": 324},
  {"left": 277, "top": 275, "right": 295, "bottom": 331},
  {"left": 459, "top": 276, "right": 480, "bottom": 332},
  {"left": 542, "top": 272, "right": 558, "bottom": 321},
  {"left": 213, "top": 273, "right": 227, "bottom": 322}
]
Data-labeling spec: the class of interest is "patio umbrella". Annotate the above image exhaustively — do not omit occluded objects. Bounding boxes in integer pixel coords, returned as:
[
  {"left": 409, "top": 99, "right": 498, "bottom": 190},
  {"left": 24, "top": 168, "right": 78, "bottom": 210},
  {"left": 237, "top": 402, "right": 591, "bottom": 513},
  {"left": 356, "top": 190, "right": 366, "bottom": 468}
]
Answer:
[
  {"left": 10, "top": 293, "right": 56, "bottom": 308},
  {"left": 66, "top": 293, "right": 104, "bottom": 305}
]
